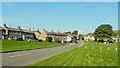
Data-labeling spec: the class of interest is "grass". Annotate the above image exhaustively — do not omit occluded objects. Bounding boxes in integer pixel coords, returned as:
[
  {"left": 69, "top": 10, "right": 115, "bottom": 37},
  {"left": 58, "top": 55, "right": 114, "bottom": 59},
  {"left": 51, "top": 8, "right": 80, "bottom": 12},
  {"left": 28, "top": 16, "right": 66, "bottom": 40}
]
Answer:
[
  {"left": 27, "top": 41, "right": 118, "bottom": 67},
  {"left": 1, "top": 40, "right": 66, "bottom": 53}
]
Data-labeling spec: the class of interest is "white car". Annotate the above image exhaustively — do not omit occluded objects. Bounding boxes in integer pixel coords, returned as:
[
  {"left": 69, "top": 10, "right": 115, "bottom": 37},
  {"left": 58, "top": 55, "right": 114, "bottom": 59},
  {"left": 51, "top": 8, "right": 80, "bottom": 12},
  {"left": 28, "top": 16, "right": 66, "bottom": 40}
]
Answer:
[{"left": 28, "top": 39, "right": 35, "bottom": 42}]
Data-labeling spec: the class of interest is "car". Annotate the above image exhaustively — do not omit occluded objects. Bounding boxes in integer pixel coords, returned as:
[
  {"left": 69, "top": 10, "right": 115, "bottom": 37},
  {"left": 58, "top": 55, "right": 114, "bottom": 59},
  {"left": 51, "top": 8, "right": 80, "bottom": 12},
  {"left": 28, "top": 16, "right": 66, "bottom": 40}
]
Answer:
[
  {"left": 75, "top": 41, "right": 78, "bottom": 43},
  {"left": 16, "top": 38, "right": 23, "bottom": 41},
  {"left": 28, "top": 39, "right": 35, "bottom": 42},
  {"left": 36, "top": 39, "right": 42, "bottom": 42}
]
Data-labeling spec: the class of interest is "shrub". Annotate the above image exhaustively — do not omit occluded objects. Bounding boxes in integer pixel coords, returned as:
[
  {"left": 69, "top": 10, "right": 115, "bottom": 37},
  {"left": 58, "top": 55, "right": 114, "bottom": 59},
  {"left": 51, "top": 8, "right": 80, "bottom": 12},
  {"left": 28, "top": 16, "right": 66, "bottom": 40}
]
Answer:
[{"left": 46, "top": 37, "right": 52, "bottom": 42}]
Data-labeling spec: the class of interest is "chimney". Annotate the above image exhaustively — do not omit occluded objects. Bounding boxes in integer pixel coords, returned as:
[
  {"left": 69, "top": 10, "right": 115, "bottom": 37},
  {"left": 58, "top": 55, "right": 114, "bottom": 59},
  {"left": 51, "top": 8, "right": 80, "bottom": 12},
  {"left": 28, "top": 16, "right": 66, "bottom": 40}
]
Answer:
[
  {"left": 17, "top": 26, "right": 21, "bottom": 30},
  {"left": 29, "top": 28, "right": 31, "bottom": 31},
  {"left": 43, "top": 29, "right": 45, "bottom": 32},
  {"left": 51, "top": 30, "right": 54, "bottom": 33},
  {"left": 33, "top": 27, "right": 34, "bottom": 31},
  {"left": 57, "top": 31, "right": 59, "bottom": 33},
  {"left": 3, "top": 23, "right": 7, "bottom": 28},
  {"left": 37, "top": 29, "right": 39, "bottom": 32}
]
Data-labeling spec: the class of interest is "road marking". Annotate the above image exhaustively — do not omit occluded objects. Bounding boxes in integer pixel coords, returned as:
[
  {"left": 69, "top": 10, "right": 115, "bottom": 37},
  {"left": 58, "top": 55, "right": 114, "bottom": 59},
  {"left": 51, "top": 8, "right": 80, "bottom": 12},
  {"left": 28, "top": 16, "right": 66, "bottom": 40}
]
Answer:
[
  {"left": 79, "top": 42, "right": 84, "bottom": 47},
  {"left": 9, "top": 53, "right": 31, "bottom": 58}
]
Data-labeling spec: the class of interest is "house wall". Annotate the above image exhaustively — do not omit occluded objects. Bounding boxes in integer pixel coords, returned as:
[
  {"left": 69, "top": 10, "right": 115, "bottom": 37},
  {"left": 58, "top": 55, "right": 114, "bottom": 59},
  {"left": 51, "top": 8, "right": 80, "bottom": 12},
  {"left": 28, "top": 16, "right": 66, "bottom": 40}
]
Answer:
[
  {"left": 113, "top": 38, "right": 120, "bottom": 42},
  {"left": 34, "top": 32, "right": 41, "bottom": 40},
  {"left": 41, "top": 32, "right": 47, "bottom": 41},
  {"left": 66, "top": 36, "right": 72, "bottom": 42},
  {"left": 84, "top": 36, "right": 95, "bottom": 41},
  {"left": 1, "top": 28, "right": 34, "bottom": 40},
  {"left": 41, "top": 32, "right": 67, "bottom": 42},
  {"left": 1, "top": 30, "right": 6, "bottom": 39}
]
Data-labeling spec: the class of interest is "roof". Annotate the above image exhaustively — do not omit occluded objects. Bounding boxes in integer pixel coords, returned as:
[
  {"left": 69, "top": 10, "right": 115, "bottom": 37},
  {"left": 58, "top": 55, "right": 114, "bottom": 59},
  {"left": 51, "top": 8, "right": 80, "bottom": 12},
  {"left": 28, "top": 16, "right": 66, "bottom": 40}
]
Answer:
[
  {"left": 0, "top": 27, "right": 34, "bottom": 34},
  {"left": 0, "top": 27, "right": 6, "bottom": 30},
  {"left": 45, "top": 31, "right": 67, "bottom": 36}
]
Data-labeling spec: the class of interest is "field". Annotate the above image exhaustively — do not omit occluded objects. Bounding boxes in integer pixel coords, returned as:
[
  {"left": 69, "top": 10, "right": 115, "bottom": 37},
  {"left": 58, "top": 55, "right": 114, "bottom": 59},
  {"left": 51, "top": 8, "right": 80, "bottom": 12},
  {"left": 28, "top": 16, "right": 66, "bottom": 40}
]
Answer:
[
  {"left": 28, "top": 41, "right": 118, "bottom": 66},
  {"left": 1, "top": 40, "right": 66, "bottom": 53}
]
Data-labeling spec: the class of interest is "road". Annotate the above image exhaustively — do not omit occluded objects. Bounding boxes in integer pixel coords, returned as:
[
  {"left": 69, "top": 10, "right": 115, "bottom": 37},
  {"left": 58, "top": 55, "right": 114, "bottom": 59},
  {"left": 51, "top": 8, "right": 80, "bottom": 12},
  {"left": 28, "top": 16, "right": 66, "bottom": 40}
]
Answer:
[{"left": 2, "top": 41, "right": 84, "bottom": 67}]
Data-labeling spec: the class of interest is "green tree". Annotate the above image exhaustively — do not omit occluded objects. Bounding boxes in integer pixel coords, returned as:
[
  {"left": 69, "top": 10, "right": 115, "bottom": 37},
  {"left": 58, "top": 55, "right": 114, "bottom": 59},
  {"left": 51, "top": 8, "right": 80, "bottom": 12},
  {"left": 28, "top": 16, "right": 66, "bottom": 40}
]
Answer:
[
  {"left": 72, "top": 30, "right": 78, "bottom": 35},
  {"left": 46, "top": 37, "right": 53, "bottom": 42},
  {"left": 79, "top": 34, "right": 84, "bottom": 40},
  {"left": 93, "top": 24, "right": 114, "bottom": 41}
]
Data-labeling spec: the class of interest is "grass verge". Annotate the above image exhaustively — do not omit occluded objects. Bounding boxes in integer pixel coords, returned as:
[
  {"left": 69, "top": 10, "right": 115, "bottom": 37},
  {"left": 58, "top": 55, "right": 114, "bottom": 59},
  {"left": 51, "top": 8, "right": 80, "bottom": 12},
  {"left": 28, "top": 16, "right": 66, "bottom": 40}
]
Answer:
[
  {"left": 27, "top": 41, "right": 118, "bottom": 67},
  {"left": 1, "top": 40, "right": 66, "bottom": 53}
]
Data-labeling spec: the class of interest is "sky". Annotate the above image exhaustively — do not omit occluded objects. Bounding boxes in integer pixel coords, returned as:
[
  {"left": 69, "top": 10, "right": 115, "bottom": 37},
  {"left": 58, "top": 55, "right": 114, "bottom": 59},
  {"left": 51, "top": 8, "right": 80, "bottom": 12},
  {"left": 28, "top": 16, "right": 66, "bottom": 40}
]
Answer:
[
  {"left": 1, "top": 2, "right": 118, "bottom": 34},
  {"left": 1, "top": 0, "right": 120, "bottom": 2}
]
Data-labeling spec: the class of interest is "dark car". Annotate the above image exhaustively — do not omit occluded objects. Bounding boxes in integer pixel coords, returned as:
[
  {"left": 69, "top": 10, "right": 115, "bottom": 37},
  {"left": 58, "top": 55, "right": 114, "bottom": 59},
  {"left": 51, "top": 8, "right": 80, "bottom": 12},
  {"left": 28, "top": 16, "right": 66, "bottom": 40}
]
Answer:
[
  {"left": 75, "top": 41, "right": 78, "bottom": 43},
  {"left": 16, "top": 38, "right": 23, "bottom": 41},
  {"left": 36, "top": 39, "right": 42, "bottom": 42}
]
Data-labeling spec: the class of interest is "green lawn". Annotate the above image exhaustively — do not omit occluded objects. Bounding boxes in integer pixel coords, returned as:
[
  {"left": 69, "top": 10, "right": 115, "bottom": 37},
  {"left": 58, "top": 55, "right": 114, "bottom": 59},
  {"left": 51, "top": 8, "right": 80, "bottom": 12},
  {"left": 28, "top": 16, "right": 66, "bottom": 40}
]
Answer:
[
  {"left": 1, "top": 40, "right": 66, "bottom": 52},
  {"left": 28, "top": 41, "right": 118, "bottom": 66}
]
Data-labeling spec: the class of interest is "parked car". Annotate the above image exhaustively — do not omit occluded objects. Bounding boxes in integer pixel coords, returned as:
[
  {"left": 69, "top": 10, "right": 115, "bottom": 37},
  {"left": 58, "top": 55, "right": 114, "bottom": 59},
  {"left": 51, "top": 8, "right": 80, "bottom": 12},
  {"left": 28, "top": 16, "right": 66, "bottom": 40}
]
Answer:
[
  {"left": 8, "top": 38, "right": 12, "bottom": 40},
  {"left": 28, "top": 39, "right": 35, "bottom": 42},
  {"left": 16, "top": 38, "right": 23, "bottom": 41},
  {"left": 37, "top": 39, "right": 42, "bottom": 42},
  {"left": 75, "top": 41, "right": 78, "bottom": 43}
]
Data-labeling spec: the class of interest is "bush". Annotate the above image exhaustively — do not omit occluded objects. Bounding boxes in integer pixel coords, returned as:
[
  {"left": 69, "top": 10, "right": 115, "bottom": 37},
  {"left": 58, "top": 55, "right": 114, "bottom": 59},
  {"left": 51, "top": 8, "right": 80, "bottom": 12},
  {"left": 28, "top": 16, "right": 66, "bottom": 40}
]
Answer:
[
  {"left": 98, "top": 39, "right": 105, "bottom": 42},
  {"left": 46, "top": 37, "right": 52, "bottom": 42}
]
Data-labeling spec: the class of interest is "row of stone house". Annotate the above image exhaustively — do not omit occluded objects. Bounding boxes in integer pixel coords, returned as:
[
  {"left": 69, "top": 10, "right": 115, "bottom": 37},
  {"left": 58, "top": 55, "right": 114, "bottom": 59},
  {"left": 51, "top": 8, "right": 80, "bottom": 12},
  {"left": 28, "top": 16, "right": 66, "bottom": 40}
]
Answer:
[
  {"left": 0, "top": 24, "right": 35, "bottom": 40},
  {"left": 1, "top": 24, "right": 119, "bottom": 42},
  {"left": 0, "top": 24, "right": 77, "bottom": 43}
]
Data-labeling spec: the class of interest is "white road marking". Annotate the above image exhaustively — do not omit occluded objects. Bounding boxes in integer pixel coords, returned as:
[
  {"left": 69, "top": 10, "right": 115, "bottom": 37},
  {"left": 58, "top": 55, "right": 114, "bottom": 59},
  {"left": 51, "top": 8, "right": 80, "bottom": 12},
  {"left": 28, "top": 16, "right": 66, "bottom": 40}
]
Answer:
[
  {"left": 79, "top": 43, "right": 84, "bottom": 47},
  {"left": 9, "top": 53, "right": 31, "bottom": 58}
]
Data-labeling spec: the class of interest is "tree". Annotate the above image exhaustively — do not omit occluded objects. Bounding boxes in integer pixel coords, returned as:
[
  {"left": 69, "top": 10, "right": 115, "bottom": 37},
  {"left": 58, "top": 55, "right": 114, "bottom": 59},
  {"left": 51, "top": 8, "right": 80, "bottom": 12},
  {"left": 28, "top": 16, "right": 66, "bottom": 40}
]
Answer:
[
  {"left": 72, "top": 30, "right": 78, "bottom": 35},
  {"left": 46, "top": 37, "right": 52, "bottom": 42},
  {"left": 93, "top": 24, "right": 114, "bottom": 41},
  {"left": 79, "top": 34, "right": 84, "bottom": 40}
]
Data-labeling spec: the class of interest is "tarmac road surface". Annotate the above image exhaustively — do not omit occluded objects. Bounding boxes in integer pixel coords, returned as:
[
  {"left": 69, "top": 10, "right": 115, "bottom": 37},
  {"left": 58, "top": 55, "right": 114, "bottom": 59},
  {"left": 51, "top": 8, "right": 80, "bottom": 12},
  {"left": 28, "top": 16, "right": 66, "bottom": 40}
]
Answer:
[{"left": 2, "top": 41, "right": 84, "bottom": 67}]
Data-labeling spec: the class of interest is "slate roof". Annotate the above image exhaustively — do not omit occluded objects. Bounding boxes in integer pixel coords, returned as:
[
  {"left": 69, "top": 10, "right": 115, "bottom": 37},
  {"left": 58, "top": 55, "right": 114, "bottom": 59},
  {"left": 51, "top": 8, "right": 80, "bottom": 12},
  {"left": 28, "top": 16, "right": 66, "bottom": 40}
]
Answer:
[{"left": 0, "top": 27, "right": 34, "bottom": 33}]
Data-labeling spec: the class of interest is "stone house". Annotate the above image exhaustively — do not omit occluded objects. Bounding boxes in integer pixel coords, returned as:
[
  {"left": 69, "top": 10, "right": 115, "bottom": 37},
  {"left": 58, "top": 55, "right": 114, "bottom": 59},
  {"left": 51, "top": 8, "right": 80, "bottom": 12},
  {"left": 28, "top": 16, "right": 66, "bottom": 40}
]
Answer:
[
  {"left": 0, "top": 24, "right": 35, "bottom": 40},
  {"left": 113, "top": 37, "right": 120, "bottom": 42},
  {"left": 40, "top": 31, "right": 67, "bottom": 42},
  {"left": 34, "top": 30, "right": 41, "bottom": 40},
  {"left": 84, "top": 34, "right": 95, "bottom": 41}
]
